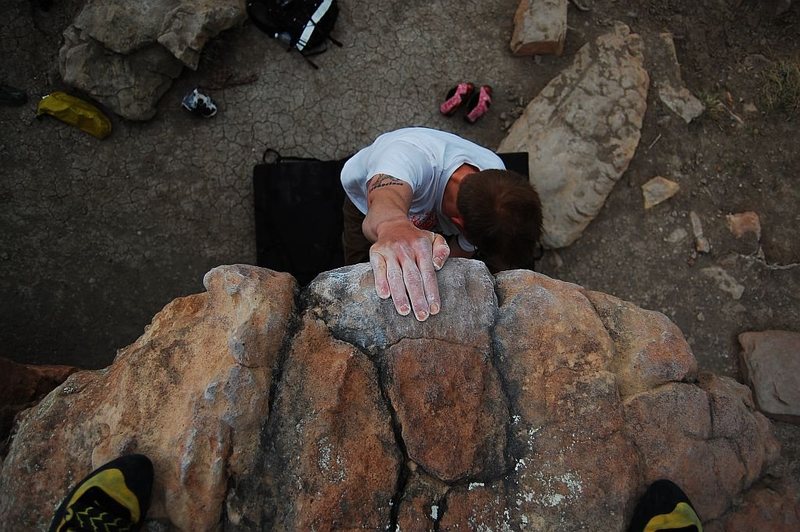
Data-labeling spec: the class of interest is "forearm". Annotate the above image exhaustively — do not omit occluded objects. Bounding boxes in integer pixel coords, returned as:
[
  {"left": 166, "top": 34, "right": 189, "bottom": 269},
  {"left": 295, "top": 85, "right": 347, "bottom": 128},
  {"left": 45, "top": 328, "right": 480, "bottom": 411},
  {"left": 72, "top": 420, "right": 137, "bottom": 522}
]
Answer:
[
  {"left": 362, "top": 174, "right": 413, "bottom": 241},
  {"left": 363, "top": 199, "right": 411, "bottom": 242}
]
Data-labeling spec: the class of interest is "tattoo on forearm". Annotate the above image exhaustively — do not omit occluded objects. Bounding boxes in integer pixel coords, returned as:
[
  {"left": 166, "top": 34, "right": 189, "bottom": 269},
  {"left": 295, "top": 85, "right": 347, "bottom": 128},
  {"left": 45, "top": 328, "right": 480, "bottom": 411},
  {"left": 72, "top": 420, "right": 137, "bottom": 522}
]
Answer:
[{"left": 368, "top": 174, "right": 406, "bottom": 193}]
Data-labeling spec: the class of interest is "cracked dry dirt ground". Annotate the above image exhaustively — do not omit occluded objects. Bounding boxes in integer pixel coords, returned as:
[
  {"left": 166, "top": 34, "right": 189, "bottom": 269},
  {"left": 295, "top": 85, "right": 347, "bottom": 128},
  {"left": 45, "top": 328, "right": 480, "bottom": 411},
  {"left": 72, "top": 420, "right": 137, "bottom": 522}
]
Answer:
[{"left": 1, "top": 0, "right": 799, "bottom": 480}]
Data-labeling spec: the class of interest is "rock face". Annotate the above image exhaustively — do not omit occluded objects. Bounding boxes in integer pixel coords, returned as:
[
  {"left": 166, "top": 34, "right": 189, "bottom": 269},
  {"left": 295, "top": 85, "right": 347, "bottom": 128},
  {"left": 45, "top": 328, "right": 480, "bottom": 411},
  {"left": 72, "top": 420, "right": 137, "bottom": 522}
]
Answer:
[
  {"left": 498, "top": 23, "right": 649, "bottom": 248},
  {"left": 0, "top": 357, "right": 78, "bottom": 457},
  {"left": 59, "top": 0, "right": 246, "bottom": 120},
  {"left": 739, "top": 330, "right": 800, "bottom": 423},
  {"left": 1, "top": 262, "right": 798, "bottom": 530},
  {"left": 0, "top": 265, "right": 296, "bottom": 530}
]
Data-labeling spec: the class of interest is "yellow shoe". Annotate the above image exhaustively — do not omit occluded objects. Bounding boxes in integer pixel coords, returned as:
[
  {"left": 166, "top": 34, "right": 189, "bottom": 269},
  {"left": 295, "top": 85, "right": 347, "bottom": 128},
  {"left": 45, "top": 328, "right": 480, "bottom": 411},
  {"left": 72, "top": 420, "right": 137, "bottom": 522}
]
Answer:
[
  {"left": 628, "top": 479, "right": 702, "bottom": 532},
  {"left": 49, "top": 454, "right": 153, "bottom": 532}
]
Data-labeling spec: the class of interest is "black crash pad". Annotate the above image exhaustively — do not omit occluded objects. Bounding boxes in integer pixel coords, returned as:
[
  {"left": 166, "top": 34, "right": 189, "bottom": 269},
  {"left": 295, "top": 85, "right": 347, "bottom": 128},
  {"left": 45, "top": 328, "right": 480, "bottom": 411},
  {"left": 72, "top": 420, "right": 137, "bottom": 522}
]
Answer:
[{"left": 253, "top": 152, "right": 529, "bottom": 285}]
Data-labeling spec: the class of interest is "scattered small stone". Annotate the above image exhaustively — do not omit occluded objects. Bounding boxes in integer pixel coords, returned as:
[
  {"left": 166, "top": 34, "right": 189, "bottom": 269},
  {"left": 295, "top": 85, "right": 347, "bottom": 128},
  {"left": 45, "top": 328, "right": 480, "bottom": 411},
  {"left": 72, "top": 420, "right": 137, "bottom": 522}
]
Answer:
[
  {"left": 660, "top": 86, "right": 706, "bottom": 123},
  {"left": 739, "top": 330, "right": 800, "bottom": 423},
  {"left": 701, "top": 266, "right": 744, "bottom": 300},
  {"left": 696, "top": 312, "right": 705, "bottom": 322},
  {"left": 650, "top": 33, "right": 705, "bottom": 123},
  {"left": 510, "top": 0, "right": 568, "bottom": 56},
  {"left": 743, "top": 102, "right": 758, "bottom": 115},
  {"left": 665, "top": 227, "right": 688, "bottom": 244},
  {"left": 727, "top": 211, "right": 761, "bottom": 240},
  {"left": 642, "top": 176, "right": 680, "bottom": 209},
  {"left": 690, "top": 211, "right": 711, "bottom": 253}
]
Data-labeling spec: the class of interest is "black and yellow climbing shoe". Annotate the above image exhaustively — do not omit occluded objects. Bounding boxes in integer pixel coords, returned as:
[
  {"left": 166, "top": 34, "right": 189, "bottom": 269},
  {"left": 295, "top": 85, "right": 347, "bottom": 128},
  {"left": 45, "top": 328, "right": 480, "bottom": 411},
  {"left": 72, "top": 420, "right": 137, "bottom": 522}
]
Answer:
[
  {"left": 628, "top": 479, "right": 703, "bottom": 532},
  {"left": 49, "top": 454, "right": 153, "bottom": 532}
]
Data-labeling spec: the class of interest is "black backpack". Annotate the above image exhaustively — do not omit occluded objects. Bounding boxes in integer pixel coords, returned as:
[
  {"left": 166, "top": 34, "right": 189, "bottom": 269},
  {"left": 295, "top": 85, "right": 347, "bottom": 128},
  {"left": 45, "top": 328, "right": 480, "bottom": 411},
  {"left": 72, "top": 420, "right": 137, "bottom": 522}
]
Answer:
[{"left": 247, "top": 0, "right": 342, "bottom": 68}]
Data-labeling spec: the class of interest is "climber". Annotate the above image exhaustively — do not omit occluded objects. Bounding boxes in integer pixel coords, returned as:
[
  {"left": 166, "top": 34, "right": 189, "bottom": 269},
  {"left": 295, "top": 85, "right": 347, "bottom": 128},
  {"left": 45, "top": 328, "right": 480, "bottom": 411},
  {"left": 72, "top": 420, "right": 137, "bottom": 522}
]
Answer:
[{"left": 340, "top": 127, "right": 543, "bottom": 322}]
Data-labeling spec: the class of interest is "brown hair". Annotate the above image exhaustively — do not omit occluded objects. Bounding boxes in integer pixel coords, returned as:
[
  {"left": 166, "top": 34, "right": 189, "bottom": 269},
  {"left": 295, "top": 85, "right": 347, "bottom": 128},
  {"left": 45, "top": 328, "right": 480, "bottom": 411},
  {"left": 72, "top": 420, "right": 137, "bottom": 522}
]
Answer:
[{"left": 456, "top": 169, "right": 542, "bottom": 272}]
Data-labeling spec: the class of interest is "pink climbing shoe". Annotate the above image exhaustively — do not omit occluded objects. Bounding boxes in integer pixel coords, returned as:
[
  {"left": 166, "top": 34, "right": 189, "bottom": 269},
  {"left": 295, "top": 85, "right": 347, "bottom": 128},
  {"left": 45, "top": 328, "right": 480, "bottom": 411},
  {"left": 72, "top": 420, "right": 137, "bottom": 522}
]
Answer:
[
  {"left": 439, "top": 82, "right": 475, "bottom": 116},
  {"left": 464, "top": 85, "right": 492, "bottom": 123}
]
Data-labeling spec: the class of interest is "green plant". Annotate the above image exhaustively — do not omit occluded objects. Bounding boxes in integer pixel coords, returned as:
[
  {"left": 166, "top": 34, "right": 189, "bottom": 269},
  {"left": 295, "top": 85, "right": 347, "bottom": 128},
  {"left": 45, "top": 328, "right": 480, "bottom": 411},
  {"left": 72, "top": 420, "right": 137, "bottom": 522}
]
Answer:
[
  {"left": 761, "top": 59, "right": 800, "bottom": 116},
  {"left": 698, "top": 91, "right": 726, "bottom": 121}
]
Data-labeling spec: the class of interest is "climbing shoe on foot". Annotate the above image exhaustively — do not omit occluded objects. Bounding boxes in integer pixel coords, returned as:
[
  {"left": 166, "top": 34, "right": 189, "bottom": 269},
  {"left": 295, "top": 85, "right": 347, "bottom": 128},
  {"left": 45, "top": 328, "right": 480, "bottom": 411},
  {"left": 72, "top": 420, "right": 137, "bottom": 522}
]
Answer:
[
  {"left": 628, "top": 479, "right": 702, "bottom": 532},
  {"left": 49, "top": 454, "right": 154, "bottom": 532}
]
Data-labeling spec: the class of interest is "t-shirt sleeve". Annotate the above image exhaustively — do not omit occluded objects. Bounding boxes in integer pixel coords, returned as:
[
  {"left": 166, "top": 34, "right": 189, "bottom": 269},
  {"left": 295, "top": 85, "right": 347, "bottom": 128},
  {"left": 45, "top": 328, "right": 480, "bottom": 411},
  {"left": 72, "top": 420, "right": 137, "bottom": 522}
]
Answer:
[{"left": 363, "top": 140, "right": 433, "bottom": 193}]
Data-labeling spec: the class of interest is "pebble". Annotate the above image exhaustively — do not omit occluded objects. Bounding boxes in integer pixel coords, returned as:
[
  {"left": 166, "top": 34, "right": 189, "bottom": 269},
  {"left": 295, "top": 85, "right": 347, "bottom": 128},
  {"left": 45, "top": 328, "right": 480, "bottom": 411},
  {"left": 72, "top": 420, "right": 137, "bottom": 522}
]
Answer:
[
  {"left": 690, "top": 211, "right": 711, "bottom": 253},
  {"left": 665, "top": 227, "right": 688, "bottom": 244},
  {"left": 642, "top": 176, "right": 680, "bottom": 209},
  {"left": 727, "top": 211, "right": 761, "bottom": 239}
]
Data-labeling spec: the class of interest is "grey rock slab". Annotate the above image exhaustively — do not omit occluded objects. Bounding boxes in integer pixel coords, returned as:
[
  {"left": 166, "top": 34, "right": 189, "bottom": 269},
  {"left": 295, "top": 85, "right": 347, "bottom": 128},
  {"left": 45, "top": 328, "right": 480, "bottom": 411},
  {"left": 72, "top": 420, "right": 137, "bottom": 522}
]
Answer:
[
  {"left": 73, "top": 0, "right": 179, "bottom": 55},
  {"left": 302, "top": 259, "right": 496, "bottom": 356},
  {"left": 498, "top": 22, "right": 649, "bottom": 249},
  {"left": 59, "top": 0, "right": 246, "bottom": 120},
  {"left": 158, "top": 0, "right": 247, "bottom": 70},
  {"left": 510, "top": 0, "right": 568, "bottom": 56},
  {"left": 59, "top": 26, "right": 184, "bottom": 121},
  {"left": 739, "top": 330, "right": 800, "bottom": 423}
]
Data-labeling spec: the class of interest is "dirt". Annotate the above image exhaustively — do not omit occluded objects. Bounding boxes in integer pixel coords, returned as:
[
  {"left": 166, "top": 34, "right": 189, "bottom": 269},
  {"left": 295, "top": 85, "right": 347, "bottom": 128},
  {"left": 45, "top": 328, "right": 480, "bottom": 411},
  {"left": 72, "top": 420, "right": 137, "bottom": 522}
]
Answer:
[{"left": 1, "top": 0, "right": 798, "bottom": 485}]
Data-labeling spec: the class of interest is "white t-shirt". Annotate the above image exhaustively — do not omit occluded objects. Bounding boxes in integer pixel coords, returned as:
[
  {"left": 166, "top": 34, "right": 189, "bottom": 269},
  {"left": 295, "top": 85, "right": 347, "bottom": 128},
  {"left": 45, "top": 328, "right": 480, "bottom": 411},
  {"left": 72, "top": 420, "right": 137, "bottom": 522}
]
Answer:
[{"left": 340, "top": 127, "right": 505, "bottom": 253}]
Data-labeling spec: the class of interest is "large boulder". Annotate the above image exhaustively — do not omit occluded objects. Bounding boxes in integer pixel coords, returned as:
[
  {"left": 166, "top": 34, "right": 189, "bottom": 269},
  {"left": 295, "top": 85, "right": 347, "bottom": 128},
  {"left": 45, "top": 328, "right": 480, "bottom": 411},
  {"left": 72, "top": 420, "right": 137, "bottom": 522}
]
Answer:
[
  {"left": 59, "top": 0, "right": 246, "bottom": 120},
  {"left": 0, "top": 357, "right": 78, "bottom": 459},
  {"left": 498, "top": 22, "right": 649, "bottom": 248},
  {"left": 1, "top": 262, "right": 797, "bottom": 530},
  {"left": 0, "top": 265, "right": 296, "bottom": 530}
]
